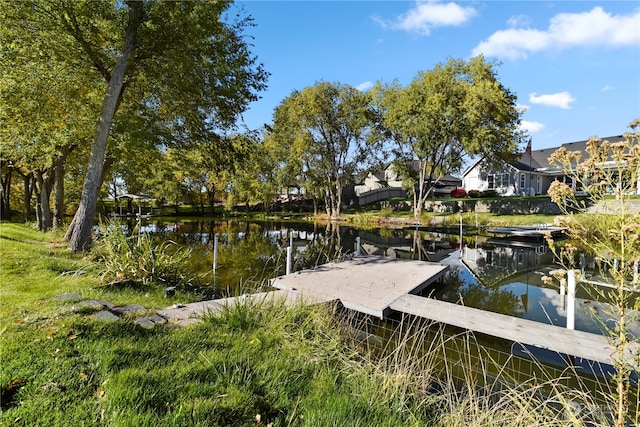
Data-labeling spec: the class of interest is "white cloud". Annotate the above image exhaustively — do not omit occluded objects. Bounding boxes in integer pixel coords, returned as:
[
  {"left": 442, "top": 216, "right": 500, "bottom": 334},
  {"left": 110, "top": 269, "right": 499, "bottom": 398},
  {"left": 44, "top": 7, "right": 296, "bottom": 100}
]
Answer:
[
  {"left": 356, "top": 81, "right": 374, "bottom": 92},
  {"left": 507, "top": 14, "right": 531, "bottom": 28},
  {"left": 529, "top": 92, "right": 576, "bottom": 109},
  {"left": 516, "top": 104, "right": 530, "bottom": 113},
  {"left": 376, "top": 0, "right": 477, "bottom": 35},
  {"left": 520, "top": 120, "right": 545, "bottom": 133},
  {"left": 600, "top": 85, "right": 614, "bottom": 92},
  {"left": 472, "top": 7, "right": 640, "bottom": 59}
]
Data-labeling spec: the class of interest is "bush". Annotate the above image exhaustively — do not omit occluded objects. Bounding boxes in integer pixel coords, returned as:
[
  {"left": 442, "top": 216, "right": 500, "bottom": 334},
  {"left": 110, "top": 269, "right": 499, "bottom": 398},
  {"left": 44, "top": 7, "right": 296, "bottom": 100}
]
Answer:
[
  {"left": 480, "top": 189, "right": 498, "bottom": 198},
  {"left": 95, "top": 220, "right": 192, "bottom": 286},
  {"left": 467, "top": 189, "right": 481, "bottom": 198}
]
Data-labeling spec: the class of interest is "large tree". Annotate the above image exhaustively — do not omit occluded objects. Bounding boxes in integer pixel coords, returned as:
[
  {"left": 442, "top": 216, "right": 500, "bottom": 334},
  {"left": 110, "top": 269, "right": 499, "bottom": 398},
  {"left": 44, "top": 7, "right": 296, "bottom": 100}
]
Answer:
[
  {"left": 0, "top": 9, "right": 100, "bottom": 227},
  {"left": 4, "top": 1, "right": 268, "bottom": 251},
  {"left": 374, "top": 56, "right": 524, "bottom": 220},
  {"left": 270, "top": 81, "right": 384, "bottom": 218}
]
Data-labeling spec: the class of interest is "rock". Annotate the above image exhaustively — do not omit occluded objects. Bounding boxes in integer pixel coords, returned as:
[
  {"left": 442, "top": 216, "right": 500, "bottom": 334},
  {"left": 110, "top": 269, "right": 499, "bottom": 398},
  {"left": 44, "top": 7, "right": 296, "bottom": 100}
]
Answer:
[
  {"left": 146, "top": 314, "right": 168, "bottom": 325},
  {"left": 134, "top": 318, "right": 156, "bottom": 329},
  {"left": 76, "top": 300, "right": 115, "bottom": 310},
  {"left": 94, "top": 310, "right": 119, "bottom": 322},
  {"left": 111, "top": 304, "right": 146, "bottom": 315}
]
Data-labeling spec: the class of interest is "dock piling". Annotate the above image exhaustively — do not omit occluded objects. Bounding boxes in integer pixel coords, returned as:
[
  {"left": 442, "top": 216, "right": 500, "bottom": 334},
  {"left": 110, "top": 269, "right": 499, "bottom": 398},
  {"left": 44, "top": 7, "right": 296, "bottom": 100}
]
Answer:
[
  {"left": 286, "top": 246, "right": 292, "bottom": 275},
  {"left": 567, "top": 269, "right": 576, "bottom": 330}
]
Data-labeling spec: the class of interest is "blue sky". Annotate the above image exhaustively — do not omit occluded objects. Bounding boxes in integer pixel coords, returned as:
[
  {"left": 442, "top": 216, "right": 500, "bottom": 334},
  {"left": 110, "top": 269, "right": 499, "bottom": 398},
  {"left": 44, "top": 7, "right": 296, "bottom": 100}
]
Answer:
[{"left": 236, "top": 1, "right": 640, "bottom": 150}]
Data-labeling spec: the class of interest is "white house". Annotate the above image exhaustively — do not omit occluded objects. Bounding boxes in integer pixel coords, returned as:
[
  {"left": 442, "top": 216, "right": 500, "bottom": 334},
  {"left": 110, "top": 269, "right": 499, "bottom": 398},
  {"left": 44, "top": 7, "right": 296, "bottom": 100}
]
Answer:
[{"left": 461, "top": 135, "right": 637, "bottom": 196}]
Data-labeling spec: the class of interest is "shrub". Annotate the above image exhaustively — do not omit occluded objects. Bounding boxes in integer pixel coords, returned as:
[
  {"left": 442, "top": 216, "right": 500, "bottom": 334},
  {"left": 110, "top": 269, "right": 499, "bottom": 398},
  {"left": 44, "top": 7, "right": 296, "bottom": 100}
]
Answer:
[
  {"left": 480, "top": 189, "right": 498, "bottom": 198},
  {"left": 95, "top": 220, "right": 192, "bottom": 287},
  {"left": 467, "top": 189, "right": 481, "bottom": 198}
]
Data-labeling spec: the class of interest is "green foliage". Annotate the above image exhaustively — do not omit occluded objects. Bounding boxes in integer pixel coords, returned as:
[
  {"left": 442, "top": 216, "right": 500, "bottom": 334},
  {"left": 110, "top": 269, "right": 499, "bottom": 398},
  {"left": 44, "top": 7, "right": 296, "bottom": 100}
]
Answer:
[
  {"left": 95, "top": 221, "right": 192, "bottom": 287},
  {"left": 480, "top": 189, "right": 498, "bottom": 198},
  {"left": 270, "top": 81, "right": 386, "bottom": 218},
  {"left": 374, "top": 56, "right": 524, "bottom": 219},
  {"left": 467, "top": 189, "right": 481, "bottom": 198}
]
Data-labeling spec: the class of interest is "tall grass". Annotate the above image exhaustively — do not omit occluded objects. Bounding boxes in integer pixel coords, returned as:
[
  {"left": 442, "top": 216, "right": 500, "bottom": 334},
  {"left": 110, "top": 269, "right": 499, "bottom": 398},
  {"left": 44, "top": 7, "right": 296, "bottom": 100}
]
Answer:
[
  {"left": 94, "top": 220, "right": 192, "bottom": 287},
  {"left": 344, "top": 312, "right": 613, "bottom": 426}
]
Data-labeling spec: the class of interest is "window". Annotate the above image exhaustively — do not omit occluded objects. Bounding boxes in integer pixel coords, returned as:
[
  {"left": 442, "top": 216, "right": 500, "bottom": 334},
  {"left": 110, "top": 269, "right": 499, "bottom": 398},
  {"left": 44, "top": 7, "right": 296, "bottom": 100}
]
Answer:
[
  {"left": 520, "top": 174, "right": 526, "bottom": 189},
  {"left": 488, "top": 175, "right": 495, "bottom": 189},
  {"left": 500, "top": 173, "right": 510, "bottom": 187}
]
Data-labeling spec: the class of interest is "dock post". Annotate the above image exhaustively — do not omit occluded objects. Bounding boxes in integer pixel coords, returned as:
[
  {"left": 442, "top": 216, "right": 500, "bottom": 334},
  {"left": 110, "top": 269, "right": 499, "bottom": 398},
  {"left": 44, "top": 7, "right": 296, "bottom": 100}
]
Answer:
[
  {"left": 213, "top": 234, "right": 219, "bottom": 280},
  {"left": 355, "top": 236, "right": 361, "bottom": 256},
  {"left": 567, "top": 270, "right": 576, "bottom": 330},
  {"left": 459, "top": 212, "right": 463, "bottom": 247},
  {"left": 286, "top": 246, "right": 292, "bottom": 275}
]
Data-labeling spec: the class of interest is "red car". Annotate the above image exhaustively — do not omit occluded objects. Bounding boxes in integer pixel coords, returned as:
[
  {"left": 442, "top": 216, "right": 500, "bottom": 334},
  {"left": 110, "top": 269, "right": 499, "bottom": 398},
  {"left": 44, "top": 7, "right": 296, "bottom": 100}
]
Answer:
[{"left": 450, "top": 188, "right": 467, "bottom": 198}]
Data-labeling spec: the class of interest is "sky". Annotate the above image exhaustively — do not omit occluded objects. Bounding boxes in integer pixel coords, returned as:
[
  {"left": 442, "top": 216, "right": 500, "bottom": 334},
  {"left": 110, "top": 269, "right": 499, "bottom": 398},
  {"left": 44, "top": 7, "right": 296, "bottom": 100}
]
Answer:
[{"left": 234, "top": 0, "right": 640, "bottom": 151}]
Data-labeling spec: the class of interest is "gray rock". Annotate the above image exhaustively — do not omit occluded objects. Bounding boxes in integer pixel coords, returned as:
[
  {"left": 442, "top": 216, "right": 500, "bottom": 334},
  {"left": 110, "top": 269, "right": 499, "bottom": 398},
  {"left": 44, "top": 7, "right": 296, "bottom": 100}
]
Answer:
[
  {"left": 94, "top": 310, "right": 119, "bottom": 322},
  {"left": 111, "top": 304, "right": 146, "bottom": 315},
  {"left": 134, "top": 318, "right": 156, "bottom": 329},
  {"left": 76, "top": 299, "right": 115, "bottom": 310},
  {"left": 146, "top": 314, "right": 168, "bottom": 325}
]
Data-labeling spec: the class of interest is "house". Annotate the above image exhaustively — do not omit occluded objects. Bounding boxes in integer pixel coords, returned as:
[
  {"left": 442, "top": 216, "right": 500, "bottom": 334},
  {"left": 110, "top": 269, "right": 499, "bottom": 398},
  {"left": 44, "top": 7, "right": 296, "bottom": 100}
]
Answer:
[
  {"left": 355, "top": 161, "right": 462, "bottom": 198},
  {"left": 461, "top": 135, "right": 637, "bottom": 196}
]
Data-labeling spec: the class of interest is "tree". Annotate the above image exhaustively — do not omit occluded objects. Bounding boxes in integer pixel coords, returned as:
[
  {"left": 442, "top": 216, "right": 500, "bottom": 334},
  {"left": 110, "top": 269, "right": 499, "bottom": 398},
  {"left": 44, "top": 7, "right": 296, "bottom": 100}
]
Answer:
[
  {"left": 4, "top": 1, "right": 268, "bottom": 251},
  {"left": 545, "top": 121, "right": 639, "bottom": 426},
  {"left": 374, "top": 56, "right": 524, "bottom": 221},
  {"left": 270, "top": 81, "right": 384, "bottom": 218},
  {"left": 0, "top": 4, "right": 99, "bottom": 228}
]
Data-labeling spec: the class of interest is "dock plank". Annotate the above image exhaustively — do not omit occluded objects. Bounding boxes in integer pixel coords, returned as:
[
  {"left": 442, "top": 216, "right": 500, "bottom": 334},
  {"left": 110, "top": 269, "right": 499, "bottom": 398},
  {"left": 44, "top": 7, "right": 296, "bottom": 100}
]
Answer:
[
  {"left": 158, "top": 289, "right": 334, "bottom": 326},
  {"left": 271, "top": 256, "right": 449, "bottom": 318},
  {"left": 389, "top": 294, "right": 634, "bottom": 365}
]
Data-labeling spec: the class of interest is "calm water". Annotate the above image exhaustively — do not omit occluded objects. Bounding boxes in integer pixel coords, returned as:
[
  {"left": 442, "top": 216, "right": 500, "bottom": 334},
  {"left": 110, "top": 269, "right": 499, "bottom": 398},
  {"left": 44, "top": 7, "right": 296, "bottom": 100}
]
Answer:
[
  {"left": 126, "top": 217, "right": 639, "bottom": 408},
  {"left": 132, "top": 217, "right": 637, "bottom": 338}
]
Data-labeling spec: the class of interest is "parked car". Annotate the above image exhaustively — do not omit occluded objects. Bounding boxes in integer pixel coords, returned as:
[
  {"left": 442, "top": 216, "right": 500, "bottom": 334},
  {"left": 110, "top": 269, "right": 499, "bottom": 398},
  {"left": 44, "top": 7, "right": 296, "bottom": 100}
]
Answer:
[{"left": 450, "top": 188, "right": 467, "bottom": 198}]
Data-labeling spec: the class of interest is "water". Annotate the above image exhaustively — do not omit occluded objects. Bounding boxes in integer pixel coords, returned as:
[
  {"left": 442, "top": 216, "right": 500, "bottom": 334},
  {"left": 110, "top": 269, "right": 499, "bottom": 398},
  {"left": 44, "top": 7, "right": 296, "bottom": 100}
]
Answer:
[{"left": 132, "top": 217, "right": 637, "bottom": 338}]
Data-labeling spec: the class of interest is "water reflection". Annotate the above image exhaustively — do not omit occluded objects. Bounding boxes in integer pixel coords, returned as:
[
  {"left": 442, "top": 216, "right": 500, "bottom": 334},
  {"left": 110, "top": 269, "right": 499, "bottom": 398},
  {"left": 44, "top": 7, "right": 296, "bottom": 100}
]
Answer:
[{"left": 133, "top": 218, "right": 636, "bottom": 337}]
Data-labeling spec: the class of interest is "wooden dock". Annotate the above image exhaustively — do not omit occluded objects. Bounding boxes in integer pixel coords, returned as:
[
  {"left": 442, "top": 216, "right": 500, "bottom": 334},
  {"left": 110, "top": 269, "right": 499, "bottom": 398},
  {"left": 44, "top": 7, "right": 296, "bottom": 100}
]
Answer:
[
  {"left": 389, "top": 294, "right": 638, "bottom": 365},
  {"left": 158, "top": 256, "right": 449, "bottom": 322},
  {"left": 270, "top": 256, "right": 450, "bottom": 318},
  {"left": 158, "top": 255, "right": 636, "bottom": 367}
]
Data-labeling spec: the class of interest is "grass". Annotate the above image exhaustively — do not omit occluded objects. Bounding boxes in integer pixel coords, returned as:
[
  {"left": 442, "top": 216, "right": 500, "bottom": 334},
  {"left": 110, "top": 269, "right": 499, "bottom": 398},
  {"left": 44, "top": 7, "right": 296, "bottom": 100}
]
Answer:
[{"left": 0, "top": 222, "right": 619, "bottom": 426}]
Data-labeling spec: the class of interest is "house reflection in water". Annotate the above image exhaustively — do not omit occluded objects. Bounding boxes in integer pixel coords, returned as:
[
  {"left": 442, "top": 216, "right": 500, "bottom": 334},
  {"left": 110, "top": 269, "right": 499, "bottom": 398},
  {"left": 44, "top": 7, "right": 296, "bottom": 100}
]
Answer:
[{"left": 461, "top": 239, "right": 556, "bottom": 289}]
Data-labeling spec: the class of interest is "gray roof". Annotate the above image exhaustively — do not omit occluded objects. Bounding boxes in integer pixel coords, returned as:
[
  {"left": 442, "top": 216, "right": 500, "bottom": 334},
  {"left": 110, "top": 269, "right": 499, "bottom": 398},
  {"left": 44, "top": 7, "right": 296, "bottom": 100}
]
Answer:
[{"left": 512, "top": 135, "right": 626, "bottom": 172}]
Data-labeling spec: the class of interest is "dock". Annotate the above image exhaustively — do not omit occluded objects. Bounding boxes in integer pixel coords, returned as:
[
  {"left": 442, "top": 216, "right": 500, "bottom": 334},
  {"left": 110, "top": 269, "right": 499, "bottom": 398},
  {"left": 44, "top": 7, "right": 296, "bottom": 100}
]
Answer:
[
  {"left": 270, "top": 256, "right": 450, "bottom": 318},
  {"left": 389, "top": 294, "right": 628, "bottom": 365},
  {"left": 159, "top": 256, "right": 449, "bottom": 323},
  {"left": 487, "top": 225, "right": 566, "bottom": 239},
  {"left": 158, "top": 255, "right": 635, "bottom": 367}
]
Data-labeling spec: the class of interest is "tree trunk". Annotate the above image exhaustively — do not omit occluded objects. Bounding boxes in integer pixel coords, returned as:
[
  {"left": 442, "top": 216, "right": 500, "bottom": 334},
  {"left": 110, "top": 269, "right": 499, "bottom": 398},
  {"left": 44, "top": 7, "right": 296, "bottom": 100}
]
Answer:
[
  {"left": 34, "top": 169, "right": 53, "bottom": 231},
  {"left": 312, "top": 193, "right": 318, "bottom": 216},
  {"left": 53, "top": 145, "right": 75, "bottom": 228},
  {"left": 0, "top": 163, "right": 12, "bottom": 220},
  {"left": 22, "top": 173, "right": 33, "bottom": 223},
  {"left": 334, "top": 182, "right": 342, "bottom": 218},
  {"left": 53, "top": 154, "right": 65, "bottom": 228},
  {"left": 324, "top": 189, "right": 331, "bottom": 217},
  {"left": 67, "top": 2, "right": 143, "bottom": 252}
]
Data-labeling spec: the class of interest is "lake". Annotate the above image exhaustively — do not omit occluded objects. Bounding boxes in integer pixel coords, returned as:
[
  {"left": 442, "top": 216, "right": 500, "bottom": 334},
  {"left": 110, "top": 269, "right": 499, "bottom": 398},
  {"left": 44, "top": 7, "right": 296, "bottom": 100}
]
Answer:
[{"left": 131, "top": 217, "right": 637, "bottom": 339}]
